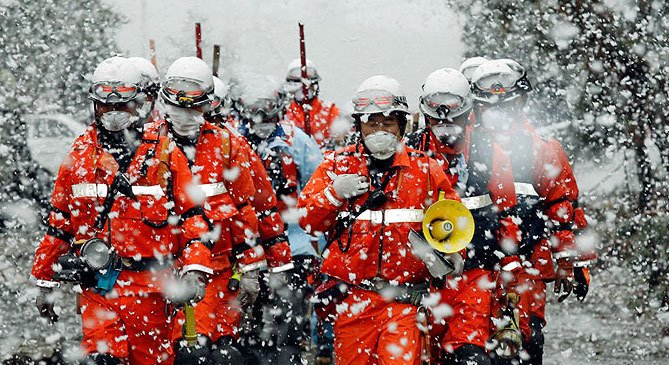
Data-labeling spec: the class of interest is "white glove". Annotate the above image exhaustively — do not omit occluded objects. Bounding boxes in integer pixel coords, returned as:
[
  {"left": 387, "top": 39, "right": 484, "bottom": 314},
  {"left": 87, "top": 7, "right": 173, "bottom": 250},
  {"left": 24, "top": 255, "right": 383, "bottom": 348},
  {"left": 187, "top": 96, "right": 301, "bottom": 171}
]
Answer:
[
  {"left": 332, "top": 174, "right": 369, "bottom": 199},
  {"left": 167, "top": 271, "right": 207, "bottom": 305},
  {"left": 237, "top": 269, "right": 260, "bottom": 308}
]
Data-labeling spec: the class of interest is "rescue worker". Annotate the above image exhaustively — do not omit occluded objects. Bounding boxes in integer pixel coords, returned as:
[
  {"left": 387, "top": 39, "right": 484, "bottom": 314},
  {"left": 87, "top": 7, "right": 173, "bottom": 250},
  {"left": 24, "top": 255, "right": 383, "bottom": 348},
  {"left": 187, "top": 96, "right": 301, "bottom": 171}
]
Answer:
[
  {"left": 206, "top": 75, "right": 296, "bottom": 364},
  {"left": 405, "top": 68, "right": 519, "bottom": 365},
  {"left": 142, "top": 57, "right": 258, "bottom": 364},
  {"left": 236, "top": 76, "right": 323, "bottom": 364},
  {"left": 298, "top": 75, "right": 462, "bottom": 365},
  {"left": 142, "top": 59, "right": 292, "bottom": 364},
  {"left": 127, "top": 56, "right": 162, "bottom": 124},
  {"left": 208, "top": 75, "right": 295, "bottom": 280},
  {"left": 470, "top": 59, "right": 595, "bottom": 365},
  {"left": 283, "top": 59, "right": 340, "bottom": 149},
  {"left": 31, "top": 56, "right": 213, "bottom": 365}
]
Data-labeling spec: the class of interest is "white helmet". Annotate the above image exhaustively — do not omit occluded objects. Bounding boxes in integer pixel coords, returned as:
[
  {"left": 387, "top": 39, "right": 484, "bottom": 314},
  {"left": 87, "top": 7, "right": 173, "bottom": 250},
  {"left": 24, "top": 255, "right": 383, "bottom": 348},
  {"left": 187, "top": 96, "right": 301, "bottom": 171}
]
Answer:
[
  {"left": 459, "top": 56, "right": 488, "bottom": 82},
  {"left": 213, "top": 76, "right": 229, "bottom": 100},
  {"left": 127, "top": 57, "right": 160, "bottom": 95},
  {"left": 471, "top": 60, "right": 523, "bottom": 104},
  {"left": 286, "top": 58, "right": 320, "bottom": 82},
  {"left": 352, "top": 75, "right": 409, "bottom": 115},
  {"left": 161, "top": 56, "right": 215, "bottom": 108},
  {"left": 420, "top": 68, "right": 472, "bottom": 120},
  {"left": 89, "top": 56, "right": 144, "bottom": 104},
  {"left": 238, "top": 74, "right": 283, "bottom": 122},
  {"left": 210, "top": 76, "right": 231, "bottom": 117}
]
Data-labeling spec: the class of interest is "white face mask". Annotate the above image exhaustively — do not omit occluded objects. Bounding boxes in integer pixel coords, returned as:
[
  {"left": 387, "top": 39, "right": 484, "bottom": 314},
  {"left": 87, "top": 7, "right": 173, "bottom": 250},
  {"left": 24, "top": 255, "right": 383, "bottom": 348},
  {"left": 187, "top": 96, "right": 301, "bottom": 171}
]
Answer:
[
  {"left": 431, "top": 123, "right": 464, "bottom": 146},
  {"left": 363, "top": 131, "right": 399, "bottom": 160},
  {"left": 252, "top": 122, "right": 276, "bottom": 139},
  {"left": 166, "top": 105, "right": 204, "bottom": 137},
  {"left": 480, "top": 107, "right": 515, "bottom": 132},
  {"left": 100, "top": 111, "right": 138, "bottom": 132}
]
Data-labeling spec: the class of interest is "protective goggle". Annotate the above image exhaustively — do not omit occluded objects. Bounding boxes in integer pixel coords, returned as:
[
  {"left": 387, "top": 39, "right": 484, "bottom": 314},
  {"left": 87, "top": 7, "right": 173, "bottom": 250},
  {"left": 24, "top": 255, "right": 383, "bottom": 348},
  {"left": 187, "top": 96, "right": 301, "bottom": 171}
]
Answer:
[
  {"left": 472, "top": 72, "right": 522, "bottom": 104},
  {"left": 352, "top": 90, "right": 408, "bottom": 114},
  {"left": 90, "top": 82, "right": 141, "bottom": 104},
  {"left": 161, "top": 78, "right": 213, "bottom": 108},
  {"left": 242, "top": 98, "right": 281, "bottom": 120},
  {"left": 286, "top": 66, "right": 320, "bottom": 82},
  {"left": 419, "top": 92, "right": 468, "bottom": 120}
]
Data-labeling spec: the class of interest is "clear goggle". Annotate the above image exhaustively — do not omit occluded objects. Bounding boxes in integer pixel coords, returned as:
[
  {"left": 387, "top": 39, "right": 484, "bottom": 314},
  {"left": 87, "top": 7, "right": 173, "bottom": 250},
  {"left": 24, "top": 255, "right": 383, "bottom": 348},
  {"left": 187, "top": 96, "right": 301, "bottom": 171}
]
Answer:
[
  {"left": 472, "top": 72, "right": 521, "bottom": 103},
  {"left": 90, "top": 82, "right": 141, "bottom": 104},
  {"left": 242, "top": 98, "right": 281, "bottom": 120},
  {"left": 161, "top": 78, "right": 213, "bottom": 108},
  {"left": 352, "top": 89, "right": 408, "bottom": 114},
  {"left": 419, "top": 92, "right": 468, "bottom": 120},
  {"left": 286, "top": 66, "right": 320, "bottom": 82}
]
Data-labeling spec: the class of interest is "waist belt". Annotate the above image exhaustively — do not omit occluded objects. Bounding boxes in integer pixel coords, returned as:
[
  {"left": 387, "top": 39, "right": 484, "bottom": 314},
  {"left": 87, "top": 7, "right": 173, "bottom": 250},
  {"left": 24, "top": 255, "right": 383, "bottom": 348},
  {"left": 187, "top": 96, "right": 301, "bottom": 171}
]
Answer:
[
  {"left": 461, "top": 194, "right": 493, "bottom": 210},
  {"left": 357, "top": 277, "right": 429, "bottom": 306},
  {"left": 199, "top": 182, "right": 228, "bottom": 197},
  {"left": 355, "top": 209, "right": 424, "bottom": 225},
  {"left": 117, "top": 257, "right": 171, "bottom": 272},
  {"left": 72, "top": 183, "right": 164, "bottom": 198},
  {"left": 514, "top": 182, "right": 539, "bottom": 197}
]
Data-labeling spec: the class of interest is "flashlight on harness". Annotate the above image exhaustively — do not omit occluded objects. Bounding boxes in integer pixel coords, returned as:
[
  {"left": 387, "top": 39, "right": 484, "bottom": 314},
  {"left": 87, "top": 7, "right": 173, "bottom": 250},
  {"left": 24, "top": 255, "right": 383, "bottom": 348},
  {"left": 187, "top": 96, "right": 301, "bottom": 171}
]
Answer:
[{"left": 52, "top": 238, "right": 116, "bottom": 291}]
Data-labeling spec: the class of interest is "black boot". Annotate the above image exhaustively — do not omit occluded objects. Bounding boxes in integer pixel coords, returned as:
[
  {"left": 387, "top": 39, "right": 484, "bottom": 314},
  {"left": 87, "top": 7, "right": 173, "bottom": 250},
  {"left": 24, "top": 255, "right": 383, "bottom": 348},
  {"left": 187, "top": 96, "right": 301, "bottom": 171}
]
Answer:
[
  {"left": 211, "top": 336, "right": 244, "bottom": 365},
  {"left": 445, "top": 344, "right": 491, "bottom": 365},
  {"left": 174, "top": 336, "right": 213, "bottom": 365},
  {"left": 521, "top": 316, "right": 544, "bottom": 365}
]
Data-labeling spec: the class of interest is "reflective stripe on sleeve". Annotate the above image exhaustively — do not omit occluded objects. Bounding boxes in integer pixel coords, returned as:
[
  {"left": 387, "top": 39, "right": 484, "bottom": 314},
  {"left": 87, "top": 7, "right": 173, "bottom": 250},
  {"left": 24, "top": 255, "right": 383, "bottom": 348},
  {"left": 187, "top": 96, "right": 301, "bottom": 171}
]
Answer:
[
  {"left": 71, "top": 183, "right": 164, "bottom": 197},
  {"left": 72, "top": 183, "right": 107, "bottom": 198},
  {"left": 199, "top": 182, "right": 228, "bottom": 197}
]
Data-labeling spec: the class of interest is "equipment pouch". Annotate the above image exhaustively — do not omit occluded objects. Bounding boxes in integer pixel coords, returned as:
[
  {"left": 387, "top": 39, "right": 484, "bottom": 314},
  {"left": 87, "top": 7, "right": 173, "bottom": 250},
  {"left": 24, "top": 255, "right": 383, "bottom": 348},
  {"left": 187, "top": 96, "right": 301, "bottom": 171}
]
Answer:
[{"left": 95, "top": 256, "right": 121, "bottom": 296}]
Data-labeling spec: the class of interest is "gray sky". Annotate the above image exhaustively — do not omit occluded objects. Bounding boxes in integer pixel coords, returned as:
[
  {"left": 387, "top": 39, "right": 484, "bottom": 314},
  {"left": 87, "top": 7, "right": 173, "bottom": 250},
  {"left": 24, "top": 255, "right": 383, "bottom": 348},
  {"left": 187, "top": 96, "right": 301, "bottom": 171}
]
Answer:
[{"left": 107, "top": 0, "right": 463, "bottom": 112}]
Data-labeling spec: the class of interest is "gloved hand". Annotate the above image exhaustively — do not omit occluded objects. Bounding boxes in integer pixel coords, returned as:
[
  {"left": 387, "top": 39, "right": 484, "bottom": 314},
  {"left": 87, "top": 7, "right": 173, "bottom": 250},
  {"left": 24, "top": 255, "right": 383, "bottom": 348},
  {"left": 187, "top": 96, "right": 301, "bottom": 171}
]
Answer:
[
  {"left": 554, "top": 258, "right": 574, "bottom": 302},
  {"left": 332, "top": 174, "right": 369, "bottom": 199},
  {"left": 168, "top": 271, "right": 207, "bottom": 306},
  {"left": 35, "top": 287, "right": 58, "bottom": 323},
  {"left": 573, "top": 267, "right": 590, "bottom": 301},
  {"left": 237, "top": 269, "right": 260, "bottom": 308}
]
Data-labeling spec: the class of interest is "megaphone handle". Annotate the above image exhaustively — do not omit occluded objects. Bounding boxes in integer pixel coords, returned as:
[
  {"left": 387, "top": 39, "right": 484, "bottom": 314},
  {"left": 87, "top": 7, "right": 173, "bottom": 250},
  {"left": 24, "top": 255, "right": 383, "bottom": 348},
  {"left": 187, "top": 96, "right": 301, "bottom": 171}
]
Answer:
[{"left": 184, "top": 304, "right": 198, "bottom": 347}]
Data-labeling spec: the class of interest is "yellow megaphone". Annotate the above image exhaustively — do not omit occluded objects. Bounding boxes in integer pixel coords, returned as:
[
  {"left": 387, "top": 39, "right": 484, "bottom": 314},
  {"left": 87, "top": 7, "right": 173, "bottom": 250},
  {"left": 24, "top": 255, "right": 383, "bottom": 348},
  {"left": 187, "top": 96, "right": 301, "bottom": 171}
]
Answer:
[{"left": 422, "top": 192, "right": 475, "bottom": 254}]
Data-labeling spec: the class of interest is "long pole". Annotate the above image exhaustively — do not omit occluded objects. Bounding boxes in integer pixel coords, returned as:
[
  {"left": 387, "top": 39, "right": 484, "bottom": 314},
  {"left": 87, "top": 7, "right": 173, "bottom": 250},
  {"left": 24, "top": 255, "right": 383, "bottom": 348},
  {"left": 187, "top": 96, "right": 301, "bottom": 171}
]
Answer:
[
  {"left": 195, "top": 22, "right": 202, "bottom": 59},
  {"left": 299, "top": 22, "right": 311, "bottom": 136},
  {"left": 212, "top": 45, "right": 221, "bottom": 77},
  {"left": 149, "top": 39, "right": 157, "bottom": 69}
]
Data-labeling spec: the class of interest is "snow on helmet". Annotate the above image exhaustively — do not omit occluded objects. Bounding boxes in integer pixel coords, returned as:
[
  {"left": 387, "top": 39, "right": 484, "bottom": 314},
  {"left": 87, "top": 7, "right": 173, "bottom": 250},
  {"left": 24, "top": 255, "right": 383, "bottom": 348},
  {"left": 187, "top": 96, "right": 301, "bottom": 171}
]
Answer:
[
  {"left": 237, "top": 74, "right": 283, "bottom": 122},
  {"left": 127, "top": 57, "right": 160, "bottom": 96},
  {"left": 498, "top": 58, "right": 533, "bottom": 93},
  {"left": 420, "top": 68, "right": 472, "bottom": 120},
  {"left": 352, "top": 75, "right": 409, "bottom": 116},
  {"left": 161, "top": 56, "right": 215, "bottom": 108},
  {"left": 286, "top": 58, "right": 320, "bottom": 82},
  {"left": 459, "top": 56, "right": 488, "bottom": 82},
  {"left": 89, "top": 56, "right": 144, "bottom": 104},
  {"left": 471, "top": 60, "right": 523, "bottom": 104}
]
